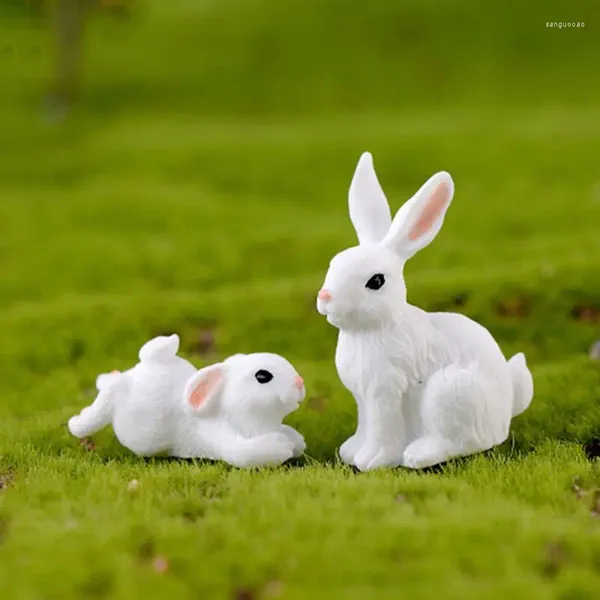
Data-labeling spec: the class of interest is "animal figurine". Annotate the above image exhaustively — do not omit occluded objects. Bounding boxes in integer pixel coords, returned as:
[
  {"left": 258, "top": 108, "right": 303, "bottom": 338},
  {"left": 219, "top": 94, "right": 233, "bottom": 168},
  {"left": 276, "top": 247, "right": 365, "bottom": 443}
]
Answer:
[
  {"left": 68, "top": 335, "right": 306, "bottom": 468},
  {"left": 316, "top": 152, "right": 534, "bottom": 471}
]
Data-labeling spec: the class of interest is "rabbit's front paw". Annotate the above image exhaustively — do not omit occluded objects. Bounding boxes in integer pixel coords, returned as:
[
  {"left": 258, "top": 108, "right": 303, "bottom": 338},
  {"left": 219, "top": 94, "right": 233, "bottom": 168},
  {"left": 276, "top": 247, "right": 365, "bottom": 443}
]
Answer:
[
  {"left": 339, "top": 434, "right": 362, "bottom": 464},
  {"left": 260, "top": 432, "right": 295, "bottom": 466},
  {"left": 237, "top": 432, "right": 295, "bottom": 468},
  {"left": 353, "top": 445, "right": 403, "bottom": 472},
  {"left": 280, "top": 425, "right": 306, "bottom": 457}
]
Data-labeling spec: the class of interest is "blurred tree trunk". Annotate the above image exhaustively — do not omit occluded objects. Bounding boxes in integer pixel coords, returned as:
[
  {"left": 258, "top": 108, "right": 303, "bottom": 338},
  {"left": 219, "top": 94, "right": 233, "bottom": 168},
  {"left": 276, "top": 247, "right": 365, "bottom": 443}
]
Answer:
[{"left": 47, "top": 0, "right": 94, "bottom": 121}]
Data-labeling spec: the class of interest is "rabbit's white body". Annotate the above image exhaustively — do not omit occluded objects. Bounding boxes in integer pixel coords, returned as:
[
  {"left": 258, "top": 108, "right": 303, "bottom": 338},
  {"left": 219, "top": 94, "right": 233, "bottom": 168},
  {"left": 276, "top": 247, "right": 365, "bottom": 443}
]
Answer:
[
  {"left": 336, "top": 308, "right": 531, "bottom": 471},
  {"left": 318, "top": 153, "right": 533, "bottom": 471},
  {"left": 68, "top": 335, "right": 306, "bottom": 468},
  {"left": 102, "top": 351, "right": 196, "bottom": 457}
]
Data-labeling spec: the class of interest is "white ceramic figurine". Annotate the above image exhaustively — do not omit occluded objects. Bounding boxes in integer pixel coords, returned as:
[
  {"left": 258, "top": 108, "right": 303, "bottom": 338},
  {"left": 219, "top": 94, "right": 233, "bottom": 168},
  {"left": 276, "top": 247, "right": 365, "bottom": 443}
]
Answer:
[
  {"left": 317, "top": 152, "right": 534, "bottom": 471},
  {"left": 68, "top": 335, "right": 306, "bottom": 468}
]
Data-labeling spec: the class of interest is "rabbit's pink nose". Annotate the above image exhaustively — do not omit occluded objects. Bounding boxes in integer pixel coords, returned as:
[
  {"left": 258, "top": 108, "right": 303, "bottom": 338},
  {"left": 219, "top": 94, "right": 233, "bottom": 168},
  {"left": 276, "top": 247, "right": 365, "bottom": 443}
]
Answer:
[
  {"left": 294, "top": 375, "right": 304, "bottom": 390},
  {"left": 318, "top": 289, "right": 332, "bottom": 301}
]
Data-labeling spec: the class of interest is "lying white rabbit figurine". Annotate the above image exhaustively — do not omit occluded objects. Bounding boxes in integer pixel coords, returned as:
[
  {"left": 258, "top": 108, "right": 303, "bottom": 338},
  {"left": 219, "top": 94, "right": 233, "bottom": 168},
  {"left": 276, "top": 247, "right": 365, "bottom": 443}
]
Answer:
[
  {"left": 68, "top": 335, "right": 306, "bottom": 468},
  {"left": 317, "top": 152, "right": 534, "bottom": 471}
]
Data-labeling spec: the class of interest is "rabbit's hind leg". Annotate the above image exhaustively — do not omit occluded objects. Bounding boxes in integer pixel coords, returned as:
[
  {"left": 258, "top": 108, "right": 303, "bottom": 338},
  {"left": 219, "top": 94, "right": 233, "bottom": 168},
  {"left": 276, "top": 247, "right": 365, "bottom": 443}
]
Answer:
[
  {"left": 403, "top": 365, "right": 504, "bottom": 469},
  {"left": 68, "top": 376, "right": 130, "bottom": 438}
]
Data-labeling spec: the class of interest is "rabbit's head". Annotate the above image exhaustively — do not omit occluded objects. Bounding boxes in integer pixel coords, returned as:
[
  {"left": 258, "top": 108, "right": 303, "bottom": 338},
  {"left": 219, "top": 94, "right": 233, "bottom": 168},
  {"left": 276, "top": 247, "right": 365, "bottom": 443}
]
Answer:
[
  {"left": 317, "top": 152, "right": 454, "bottom": 331},
  {"left": 183, "top": 353, "right": 305, "bottom": 432}
]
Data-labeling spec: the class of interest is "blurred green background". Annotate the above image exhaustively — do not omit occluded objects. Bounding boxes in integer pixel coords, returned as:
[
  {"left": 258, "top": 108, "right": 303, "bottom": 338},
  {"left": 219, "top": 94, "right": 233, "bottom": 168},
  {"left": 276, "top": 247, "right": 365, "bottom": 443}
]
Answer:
[
  {"left": 2, "top": 0, "right": 598, "bottom": 113},
  {"left": 0, "top": 0, "right": 598, "bottom": 319},
  {"left": 0, "top": 1, "right": 599, "bottom": 598},
  {"left": 1, "top": 0, "right": 598, "bottom": 353}
]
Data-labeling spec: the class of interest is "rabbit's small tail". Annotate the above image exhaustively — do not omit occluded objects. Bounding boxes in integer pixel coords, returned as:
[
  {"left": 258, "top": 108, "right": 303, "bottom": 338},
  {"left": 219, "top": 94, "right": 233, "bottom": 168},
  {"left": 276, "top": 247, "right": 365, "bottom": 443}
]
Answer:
[
  {"left": 139, "top": 334, "right": 180, "bottom": 364},
  {"left": 508, "top": 353, "right": 534, "bottom": 417},
  {"left": 68, "top": 374, "right": 131, "bottom": 438}
]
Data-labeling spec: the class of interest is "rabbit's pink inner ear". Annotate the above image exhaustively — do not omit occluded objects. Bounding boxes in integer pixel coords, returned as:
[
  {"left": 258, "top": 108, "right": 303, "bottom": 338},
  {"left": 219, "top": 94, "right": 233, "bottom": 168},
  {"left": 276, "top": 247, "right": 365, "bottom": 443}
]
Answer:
[
  {"left": 409, "top": 182, "right": 450, "bottom": 241},
  {"left": 189, "top": 369, "right": 223, "bottom": 409}
]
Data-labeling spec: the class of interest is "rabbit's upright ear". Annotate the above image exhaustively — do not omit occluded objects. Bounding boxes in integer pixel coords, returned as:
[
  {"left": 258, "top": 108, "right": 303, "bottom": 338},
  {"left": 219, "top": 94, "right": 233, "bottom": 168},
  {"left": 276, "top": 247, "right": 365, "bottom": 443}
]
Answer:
[
  {"left": 184, "top": 364, "right": 225, "bottom": 414},
  {"left": 381, "top": 171, "right": 454, "bottom": 260},
  {"left": 348, "top": 152, "right": 392, "bottom": 245}
]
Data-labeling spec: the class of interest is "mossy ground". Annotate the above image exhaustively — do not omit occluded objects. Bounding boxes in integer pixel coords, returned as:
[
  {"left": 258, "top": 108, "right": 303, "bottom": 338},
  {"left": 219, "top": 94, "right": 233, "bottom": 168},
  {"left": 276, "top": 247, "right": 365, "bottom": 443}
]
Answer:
[{"left": 0, "top": 1, "right": 599, "bottom": 598}]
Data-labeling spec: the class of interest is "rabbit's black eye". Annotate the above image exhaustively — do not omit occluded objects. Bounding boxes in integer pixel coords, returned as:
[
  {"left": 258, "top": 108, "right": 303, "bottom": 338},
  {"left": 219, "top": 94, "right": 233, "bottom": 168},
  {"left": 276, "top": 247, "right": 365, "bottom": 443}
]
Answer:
[
  {"left": 365, "top": 273, "right": 385, "bottom": 290},
  {"left": 255, "top": 369, "right": 274, "bottom": 384}
]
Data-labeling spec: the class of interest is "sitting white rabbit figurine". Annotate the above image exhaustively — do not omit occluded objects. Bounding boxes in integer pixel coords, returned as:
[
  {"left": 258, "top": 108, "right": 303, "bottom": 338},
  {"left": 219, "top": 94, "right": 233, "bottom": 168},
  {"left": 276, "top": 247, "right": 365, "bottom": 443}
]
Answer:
[
  {"left": 68, "top": 334, "right": 306, "bottom": 468},
  {"left": 316, "top": 152, "right": 534, "bottom": 471}
]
